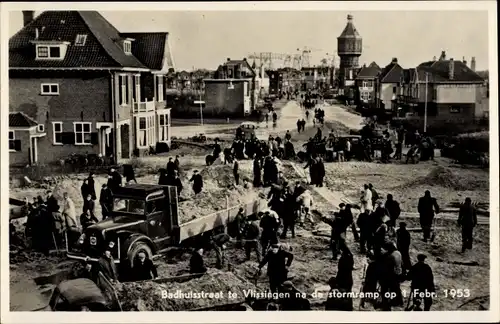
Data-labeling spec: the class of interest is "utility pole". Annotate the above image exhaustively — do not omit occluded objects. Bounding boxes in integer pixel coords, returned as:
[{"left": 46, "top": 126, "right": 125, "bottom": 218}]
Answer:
[
  {"left": 194, "top": 92, "right": 205, "bottom": 126},
  {"left": 424, "top": 72, "right": 428, "bottom": 133}
]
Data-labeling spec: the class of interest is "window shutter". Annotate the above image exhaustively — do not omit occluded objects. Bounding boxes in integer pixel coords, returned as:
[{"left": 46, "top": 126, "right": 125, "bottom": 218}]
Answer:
[
  {"left": 14, "top": 140, "right": 22, "bottom": 151},
  {"left": 62, "top": 132, "right": 75, "bottom": 145},
  {"left": 90, "top": 132, "right": 99, "bottom": 145}
]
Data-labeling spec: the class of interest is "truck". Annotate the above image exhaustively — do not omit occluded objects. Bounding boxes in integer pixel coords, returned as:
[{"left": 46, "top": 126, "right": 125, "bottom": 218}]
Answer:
[{"left": 66, "top": 183, "right": 266, "bottom": 273}]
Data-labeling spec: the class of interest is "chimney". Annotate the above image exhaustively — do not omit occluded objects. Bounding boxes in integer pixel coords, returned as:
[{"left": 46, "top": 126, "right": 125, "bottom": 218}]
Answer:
[
  {"left": 391, "top": 58, "right": 398, "bottom": 64},
  {"left": 439, "top": 51, "right": 446, "bottom": 61},
  {"left": 243, "top": 58, "right": 247, "bottom": 62},
  {"left": 471, "top": 57, "right": 476, "bottom": 72},
  {"left": 462, "top": 56, "right": 467, "bottom": 65},
  {"left": 22, "top": 11, "right": 34, "bottom": 27},
  {"left": 449, "top": 58, "right": 454, "bottom": 80},
  {"left": 227, "top": 58, "right": 231, "bottom": 62},
  {"left": 433, "top": 56, "right": 437, "bottom": 61}
]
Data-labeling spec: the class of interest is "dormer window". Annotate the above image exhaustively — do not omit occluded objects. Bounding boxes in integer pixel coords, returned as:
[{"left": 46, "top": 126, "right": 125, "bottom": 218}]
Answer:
[
  {"left": 75, "top": 34, "right": 87, "bottom": 46},
  {"left": 124, "top": 41, "right": 132, "bottom": 54},
  {"left": 33, "top": 41, "right": 69, "bottom": 60}
]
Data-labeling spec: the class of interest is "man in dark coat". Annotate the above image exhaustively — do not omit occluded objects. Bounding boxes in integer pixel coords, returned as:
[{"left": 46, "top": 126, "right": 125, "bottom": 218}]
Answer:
[
  {"left": 322, "top": 210, "right": 348, "bottom": 261},
  {"left": 243, "top": 217, "right": 261, "bottom": 262},
  {"left": 281, "top": 192, "right": 298, "bottom": 239},
  {"left": 172, "top": 170, "right": 183, "bottom": 196},
  {"left": 189, "top": 170, "right": 203, "bottom": 194},
  {"left": 396, "top": 222, "right": 412, "bottom": 276},
  {"left": 260, "top": 211, "right": 280, "bottom": 252},
  {"left": 418, "top": 190, "right": 440, "bottom": 242},
  {"left": 253, "top": 157, "right": 262, "bottom": 187},
  {"left": 98, "top": 249, "right": 119, "bottom": 283},
  {"left": 356, "top": 211, "right": 371, "bottom": 253},
  {"left": 87, "top": 172, "right": 97, "bottom": 200},
  {"left": 99, "top": 184, "right": 113, "bottom": 220},
  {"left": 80, "top": 209, "right": 99, "bottom": 230},
  {"left": 458, "top": 197, "right": 478, "bottom": 253},
  {"left": 258, "top": 244, "right": 294, "bottom": 294},
  {"left": 304, "top": 157, "right": 317, "bottom": 186},
  {"left": 83, "top": 194, "right": 96, "bottom": 217},
  {"left": 123, "top": 164, "right": 137, "bottom": 184},
  {"left": 296, "top": 119, "right": 301, "bottom": 133},
  {"left": 174, "top": 155, "right": 181, "bottom": 171},
  {"left": 81, "top": 179, "right": 91, "bottom": 202},
  {"left": 336, "top": 246, "right": 354, "bottom": 291},
  {"left": 46, "top": 190, "right": 60, "bottom": 214},
  {"left": 133, "top": 252, "right": 158, "bottom": 281},
  {"left": 108, "top": 167, "right": 122, "bottom": 191},
  {"left": 385, "top": 194, "right": 401, "bottom": 227},
  {"left": 316, "top": 157, "right": 325, "bottom": 187},
  {"left": 380, "top": 242, "right": 404, "bottom": 311},
  {"left": 190, "top": 248, "right": 207, "bottom": 274},
  {"left": 408, "top": 254, "right": 435, "bottom": 311},
  {"left": 33, "top": 200, "right": 54, "bottom": 255},
  {"left": 210, "top": 232, "right": 231, "bottom": 269},
  {"left": 166, "top": 157, "right": 176, "bottom": 177},
  {"left": 233, "top": 159, "right": 240, "bottom": 185},
  {"left": 158, "top": 168, "right": 169, "bottom": 186},
  {"left": 213, "top": 140, "right": 222, "bottom": 159}
]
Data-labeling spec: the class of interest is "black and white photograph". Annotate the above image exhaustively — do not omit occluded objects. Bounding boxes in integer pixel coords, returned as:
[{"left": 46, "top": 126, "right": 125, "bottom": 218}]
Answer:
[{"left": 1, "top": 1, "right": 498, "bottom": 322}]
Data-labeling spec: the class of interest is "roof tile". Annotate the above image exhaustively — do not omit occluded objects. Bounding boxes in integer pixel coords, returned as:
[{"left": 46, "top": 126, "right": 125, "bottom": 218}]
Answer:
[{"left": 9, "top": 112, "right": 39, "bottom": 127}]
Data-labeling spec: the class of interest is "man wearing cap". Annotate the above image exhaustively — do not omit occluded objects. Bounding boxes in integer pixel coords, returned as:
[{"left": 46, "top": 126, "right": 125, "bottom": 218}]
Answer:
[
  {"left": 166, "top": 157, "right": 176, "bottom": 177},
  {"left": 99, "top": 184, "right": 113, "bottom": 220},
  {"left": 98, "top": 248, "right": 119, "bottom": 283},
  {"left": 418, "top": 190, "right": 440, "bottom": 242},
  {"left": 258, "top": 244, "right": 294, "bottom": 294},
  {"left": 408, "top": 254, "right": 435, "bottom": 311},
  {"left": 458, "top": 197, "right": 478, "bottom": 253},
  {"left": 396, "top": 222, "right": 412, "bottom": 276},
  {"left": 380, "top": 241, "right": 403, "bottom": 310},
  {"left": 322, "top": 207, "right": 348, "bottom": 261},
  {"left": 260, "top": 211, "right": 280, "bottom": 252},
  {"left": 189, "top": 170, "right": 203, "bottom": 195}
]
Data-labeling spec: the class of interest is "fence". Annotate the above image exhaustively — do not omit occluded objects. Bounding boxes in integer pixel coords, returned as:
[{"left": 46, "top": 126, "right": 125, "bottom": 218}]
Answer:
[{"left": 179, "top": 197, "right": 267, "bottom": 241}]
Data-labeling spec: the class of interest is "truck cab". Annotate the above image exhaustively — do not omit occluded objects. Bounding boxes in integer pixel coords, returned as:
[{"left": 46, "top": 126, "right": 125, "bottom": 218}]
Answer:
[{"left": 67, "top": 184, "right": 179, "bottom": 272}]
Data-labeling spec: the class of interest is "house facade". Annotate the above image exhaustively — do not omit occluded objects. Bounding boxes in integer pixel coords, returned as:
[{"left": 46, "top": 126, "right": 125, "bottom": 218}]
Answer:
[
  {"left": 377, "top": 58, "right": 404, "bottom": 111},
  {"left": 9, "top": 11, "right": 175, "bottom": 166},
  {"left": 355, "top": 62, "right": 381, "bottom": 105},
  {"left": 203, "top": 58, "right": 256, "bottom": 117},
  {"left": 397, "top": 51, "right": 486, "bottom": 124}
]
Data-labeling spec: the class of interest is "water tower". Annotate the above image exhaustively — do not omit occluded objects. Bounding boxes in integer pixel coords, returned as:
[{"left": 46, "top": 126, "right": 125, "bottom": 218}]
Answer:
[{"left": 337, "top": 14, "right": 362, "bottom": 87}]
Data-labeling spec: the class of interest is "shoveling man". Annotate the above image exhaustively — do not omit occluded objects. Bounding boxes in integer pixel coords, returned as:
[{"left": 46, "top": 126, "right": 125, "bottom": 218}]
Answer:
[
  {"left": 417, "top": 190, "right": 440, "bottom": 242},
  {"left": 257, "top": 243, "right": 294, "bottom": 294}
]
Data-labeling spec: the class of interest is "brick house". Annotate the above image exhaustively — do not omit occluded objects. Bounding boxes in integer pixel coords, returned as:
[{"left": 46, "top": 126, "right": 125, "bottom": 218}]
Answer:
[
  {"left": 203, "top": 58, "right": 257, "bottom": 117},
  {"left": 397, "top": 51, "right": 486, "bottom": 124},
  {"left": 9, "top": 11, "right": 174, "bottom": 166},
  {"left": 377, "top": 58, "right": 404, "bottom": 111},
  {"left": 355, "top": 61, "right": 381, "bottom": 105}
]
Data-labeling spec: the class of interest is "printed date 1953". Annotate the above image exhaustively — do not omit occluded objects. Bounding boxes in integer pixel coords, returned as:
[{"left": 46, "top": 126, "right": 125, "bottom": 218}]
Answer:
[{"left": 403, "top": 289, "right": 471, "bottom": 299}]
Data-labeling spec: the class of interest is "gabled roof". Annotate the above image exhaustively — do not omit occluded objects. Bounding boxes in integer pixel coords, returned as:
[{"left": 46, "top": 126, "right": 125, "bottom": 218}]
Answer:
[
  {"left": 401, "top": 68, "right": 416, "bottom": 83},
  {"left": 120, "top": 32, "right": 174, "bottom": 71},
  {"left": 356, "top": 63, "right": 381, "bottom": 79},
  {"left": 416, "top": 59, "right": 484, "bottom": 83},
  {"left": 9, "top": 11, "right": 156, "bottom": 69},
  {"left": 9, "top": 112, "right": 38, "bottom": 127},
  {"left": 379, "top": 61, "right": 404, "bottom": 83},
  {"left": 223, "top": 59, "right": 256, "bottom": 76}
]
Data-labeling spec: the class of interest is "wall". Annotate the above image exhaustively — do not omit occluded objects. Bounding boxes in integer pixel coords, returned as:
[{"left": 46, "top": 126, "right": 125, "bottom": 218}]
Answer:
[
  {"left": 9, "top": 71, "right": 111, "bottom": 164},
  {"left": 9, "top": 129, "right": 31, "bottom": 166},
  {"left": 435, "top": 84, "right": 477, "bottom": 103},
  {"left": 204, "top": 81, "right": 246, "bottom": 117}
]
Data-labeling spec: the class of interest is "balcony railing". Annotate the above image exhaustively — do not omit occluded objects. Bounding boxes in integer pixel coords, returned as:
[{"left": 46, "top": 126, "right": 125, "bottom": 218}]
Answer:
[{"left": 133, "top": 100, "right": 155, "bottom": 113}]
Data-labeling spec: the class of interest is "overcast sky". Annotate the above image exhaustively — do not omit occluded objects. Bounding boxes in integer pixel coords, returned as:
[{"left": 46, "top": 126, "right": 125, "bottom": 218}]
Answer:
[{"left": 8, "top": 10, "right": 489, "bottom": 71}]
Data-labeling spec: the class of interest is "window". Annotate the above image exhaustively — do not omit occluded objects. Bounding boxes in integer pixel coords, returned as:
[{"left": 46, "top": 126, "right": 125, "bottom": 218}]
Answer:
[
  {"left": 392, "top": 86, "right": 397, "bottom": 94},
  {"left": 74, "top": 122, "right": 92, "bottom": 145},
  {"left": 37, "top": 124, "right": 44, "bottom": 132},
  {"left": 133, "top": 75, "right": 141, "bottom": 103},
  {"left": 75, "top": 34, "right": 87, "bottom": 46},
  {"left": 360, "top": 92, "right": 371, "bottom": 101},
  {"left": 41, "top": 83, "right": 59, "bottom": 95},
  {"left": 115, "top": 198, "right": 145, "bottom": 215},
  {"left": 157, "top": 75, "right": 164, "bottom": 102},
  {"left": 137, "top": 116, "right": 155, "bottom": 148},
  {"left": 36, "top": 45, "right": 62, "bottom": 59},
  {"left": 158, "top": 114, "right": 169, "bottom": 142},
  {"left": 123, "top": 41, "right": 132, "bottom": 54},
  {"left": 52, "top": 122, "right": 63, "bottom": 144},
  {"left": 119, "top": 75, "right": 127, "bottom": 105},
  {"left": 8, "top": 131, "right": 16, "bottom": 151},
  {"left": 362, "top": 80, "right": 373, "bottom": 88}
]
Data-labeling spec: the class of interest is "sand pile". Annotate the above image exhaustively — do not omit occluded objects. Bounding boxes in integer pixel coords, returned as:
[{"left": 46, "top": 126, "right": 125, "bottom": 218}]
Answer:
[
  {"left": 407, "top": 166, "right": 488, "bottom": 191},
  {"left": 177, "top": 164, "right": 260, "bottom": 223},
  {"left": 116, "top": 269, "right": 255, "bottom": 311}
]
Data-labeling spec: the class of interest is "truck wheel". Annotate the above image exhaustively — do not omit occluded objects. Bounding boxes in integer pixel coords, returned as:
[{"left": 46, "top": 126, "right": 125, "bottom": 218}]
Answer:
[{"left": 128, "top": 242, "right": 153, "bottom": 269}]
